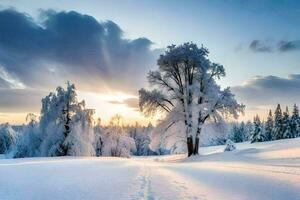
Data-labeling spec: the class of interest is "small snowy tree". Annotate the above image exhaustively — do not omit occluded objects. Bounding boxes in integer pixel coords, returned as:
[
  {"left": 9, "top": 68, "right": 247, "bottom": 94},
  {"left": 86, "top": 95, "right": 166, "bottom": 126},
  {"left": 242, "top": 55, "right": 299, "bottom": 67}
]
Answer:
[
  {"left": 273, "top": 104, "right": 283, "bottom": 140},
  {"left": 224, "top": 139, "right": 236, "bottom": 151},
  {"left": 264, "top": 110, "right": 274, "bottom": 141},
  {"left": 251, "top": 115, "right": 265, "bottom": 143},
  {"left": 139, "top": 43, "right": 244, "bottom": 156}
]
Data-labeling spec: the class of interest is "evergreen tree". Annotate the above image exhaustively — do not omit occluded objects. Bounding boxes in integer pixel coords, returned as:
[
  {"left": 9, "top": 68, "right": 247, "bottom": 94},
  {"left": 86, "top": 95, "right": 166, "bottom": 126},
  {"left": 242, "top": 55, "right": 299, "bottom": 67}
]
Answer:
[
  {"left": 290, "top": 104, "right": 300, "bottom": 138},
  {"left": 282, "top": 107, "right": 292, "bottom": 139},
  {"left": 251, "top": 115, "right": 265, "bottom": 143},
  {"left": 245, "top": 121, "right": 253, "bottom": 141},
  {"left": 231, "top": 122, "right": 246, "bottom": 143},
  {"left": 264, "top": 110, "right": 274, "bottom": 141},
  {"left": 273, "top": 104, "right": 283, "bottom": 140}
]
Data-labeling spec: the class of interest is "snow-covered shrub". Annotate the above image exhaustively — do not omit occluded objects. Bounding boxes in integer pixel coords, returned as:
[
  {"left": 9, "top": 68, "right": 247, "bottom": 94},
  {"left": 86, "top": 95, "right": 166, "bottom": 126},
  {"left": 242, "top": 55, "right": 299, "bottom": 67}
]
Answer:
[
  {"left": 129, "top": 124, "right": 156, "bottom": 156},
  {"left": 224, "top": 139, "right": 236, "bottom": 152},
  {"left": 101, "top": 125, "right": 136, "bottom": 158},
  {"left": 0, "top": 123, "right": 17, "bottom": 154}
]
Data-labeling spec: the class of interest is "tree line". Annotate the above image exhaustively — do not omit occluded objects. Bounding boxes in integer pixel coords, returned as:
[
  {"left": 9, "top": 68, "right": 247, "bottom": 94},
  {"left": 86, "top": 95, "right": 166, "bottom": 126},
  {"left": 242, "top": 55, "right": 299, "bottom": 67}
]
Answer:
[
  {"left": 0, "top": 83, "right": 155, "bottom": 158},
  {"left": 230, "top": 104, "right": 300, "bottom": 143}
]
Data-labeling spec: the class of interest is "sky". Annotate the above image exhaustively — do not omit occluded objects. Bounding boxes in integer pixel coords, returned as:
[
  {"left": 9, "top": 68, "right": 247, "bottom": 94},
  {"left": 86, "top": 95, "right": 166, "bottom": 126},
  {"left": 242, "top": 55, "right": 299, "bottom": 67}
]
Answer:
[{"left": 0, "top": 0, "right": 300, "bottom": 124}]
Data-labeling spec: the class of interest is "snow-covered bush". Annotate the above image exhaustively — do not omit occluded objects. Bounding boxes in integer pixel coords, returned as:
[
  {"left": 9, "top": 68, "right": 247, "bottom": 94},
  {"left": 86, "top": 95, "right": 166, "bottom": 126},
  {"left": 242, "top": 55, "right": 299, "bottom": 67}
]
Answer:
[
  {"left": 224, "top": 139, "right": 236, "bottom": 152},
  {"left": 0, "top": 123, "right": 17, "bottom": 154},
  {"left": 101, "top": 126, "right": 136, "bottom": 158},
  {"left": 129, "top": 124, "right": 156, "bottom": 156}
]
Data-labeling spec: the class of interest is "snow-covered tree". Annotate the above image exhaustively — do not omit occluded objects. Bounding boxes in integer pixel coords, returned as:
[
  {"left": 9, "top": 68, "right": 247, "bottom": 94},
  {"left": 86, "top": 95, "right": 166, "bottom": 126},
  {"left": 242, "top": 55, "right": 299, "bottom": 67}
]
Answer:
[
  {"left": 273, "top": 104, "right": 283, "bottom": 140},
  {"left": 244, "top": 121, "right": 253, "bottom": 141},
  {"left": 101, "top": 115, "right": 136, "bottom": 157},
  {"left": 64, "top": 108, "right": 96, "bottom": 156},
  {"left": 0, "top": 123, "right": 17, "bottom": 154},
  {"left": 129, "top": 123, "right": 154, "bottom": 156},
  {"left": 94, "top": 118, "right": 103, "bottom": 156},
  {"left": 264, "top": 110, "right": 274, "bottom": 141},
  {"left": 11, "top": 114, "right": 41, "bottom": 158},
  {"left": 38, "top": 82, "right": 96, "bottom": 156},
  {"left": 231, "top": 122, "right": 246, "bottom": 143},
  {"left": 290, "top": 104, "right": 300, "bottom": 138},
  {"left": 139, "top": 43, "right": 244, "bottom": 156},
  {"left": 251, "top": 115, "right": 265, "bottom": 143},
  {"left": 282, "top": 107, "right": 293, "bottom": 139}
]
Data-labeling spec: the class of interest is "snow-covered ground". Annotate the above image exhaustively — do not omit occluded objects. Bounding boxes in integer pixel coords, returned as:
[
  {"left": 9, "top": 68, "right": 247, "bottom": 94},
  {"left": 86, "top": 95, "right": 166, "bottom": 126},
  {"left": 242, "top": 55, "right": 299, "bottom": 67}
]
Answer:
[{"left": 1, "top": 138, "right": 300, "bottom": 200}]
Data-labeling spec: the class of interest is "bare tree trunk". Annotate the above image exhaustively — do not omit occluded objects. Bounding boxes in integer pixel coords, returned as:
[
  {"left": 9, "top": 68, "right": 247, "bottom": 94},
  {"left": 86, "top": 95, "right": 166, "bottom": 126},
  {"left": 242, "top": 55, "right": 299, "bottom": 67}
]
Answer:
[
  {"left": 193, "top": 136, "right": 199, "bottom": 155},
  {"left": 187, "top": 136, "right": 193, "bottom": 157}
]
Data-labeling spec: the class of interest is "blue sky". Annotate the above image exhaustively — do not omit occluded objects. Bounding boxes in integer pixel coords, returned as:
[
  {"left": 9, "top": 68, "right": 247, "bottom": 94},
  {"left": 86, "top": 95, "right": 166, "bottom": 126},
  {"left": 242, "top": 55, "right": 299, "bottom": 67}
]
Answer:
[{"left": 0, "top": 0, "right": 300, "bottom": 124}]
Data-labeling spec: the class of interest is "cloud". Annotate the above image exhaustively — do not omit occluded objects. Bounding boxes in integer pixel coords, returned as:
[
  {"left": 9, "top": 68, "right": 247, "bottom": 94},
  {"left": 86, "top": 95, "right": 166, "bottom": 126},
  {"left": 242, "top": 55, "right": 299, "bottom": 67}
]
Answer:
[
  {"left": 245, "top": 39, "right": 300, "bottom": 53},
  {"left": 278, "top": 40, "right": 300, "bottom": 52},
  {"left": 249, "top": 40, "right": 273, "bottom": 52},
  {"left": 108, "top": 97, "right": 139, "bottom": 111},
  {"left": 0, "top": 88, "right": 48, "bottom": 113},
  {"left": 232, "top": 74, "right": 300, "bottom": 106},
  {"left": 0, "top": 8, "right": 160, "bottom": 93}
]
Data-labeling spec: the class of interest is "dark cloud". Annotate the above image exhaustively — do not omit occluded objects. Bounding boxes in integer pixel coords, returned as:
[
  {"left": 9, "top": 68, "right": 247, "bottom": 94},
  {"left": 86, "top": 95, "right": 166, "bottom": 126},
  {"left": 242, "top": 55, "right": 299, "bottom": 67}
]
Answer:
[
  {"left": 0, "top": 8, "right": 160, "bottom": 92},
  {"left": 0, "top": 88, "right": 47, "bottom": 112},
  {"left": 232, "top": 74, "right": 300, "bottom": 106},
  {"left": 108, "top": 97, "right": 139, "bottom": 111},
  {"left": 278, "top": 40, "right": 300, "bottom": 52},
  {"left": 249, "top": 40, "right": 273, "bottom": 52},
  {"left": 245, "top": 40, "right": 300, "bottom": 53}
]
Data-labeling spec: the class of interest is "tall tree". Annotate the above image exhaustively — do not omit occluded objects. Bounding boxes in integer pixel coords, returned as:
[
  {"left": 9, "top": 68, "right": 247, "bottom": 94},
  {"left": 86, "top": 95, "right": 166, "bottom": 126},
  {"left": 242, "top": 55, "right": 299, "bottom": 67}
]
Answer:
[
  {"left": 264, "top": 110, "right": 274, "bottom": 141},
  {"left": 251, "top": 115, "right": 265, "bottom": 143},
  {"left": 290, "top": 104, "right": 300, "bottom": 138},
  {"left": 139, "top": 43, "right": 244, "bottom": 156},
  {"left": 273, "top": 104, "right": 283, "bottom": 140},
  {"left": 282, "top": 107, "right": 292, "bottom": 139}
]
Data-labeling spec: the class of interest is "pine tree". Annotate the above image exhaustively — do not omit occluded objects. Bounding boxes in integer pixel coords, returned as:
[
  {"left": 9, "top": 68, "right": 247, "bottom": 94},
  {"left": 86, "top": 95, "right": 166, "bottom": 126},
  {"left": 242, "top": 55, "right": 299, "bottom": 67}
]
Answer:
[
  {"left": 239, "top": 122, "right": 246, "bottom": 142},
  {"left": 245, "top": 121, "right": 253, "bottom": 141},
  {"left": 231, "top": 123, "right": 243, "bottom": 143},
  {"left": 290, "top": 104, "right": 300, "bottom": 138},
  {"left": 264, "top": 110, "right": 273, "bottom": 141},
  {"left": 251, "top": 115, "right": 265, "bottom": 143},
  {"left": 273, "top": 104, "right": 283, "bottom": 140},
  {"left": 282, "top": 107, "right": 293, "bottom": 139}
]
